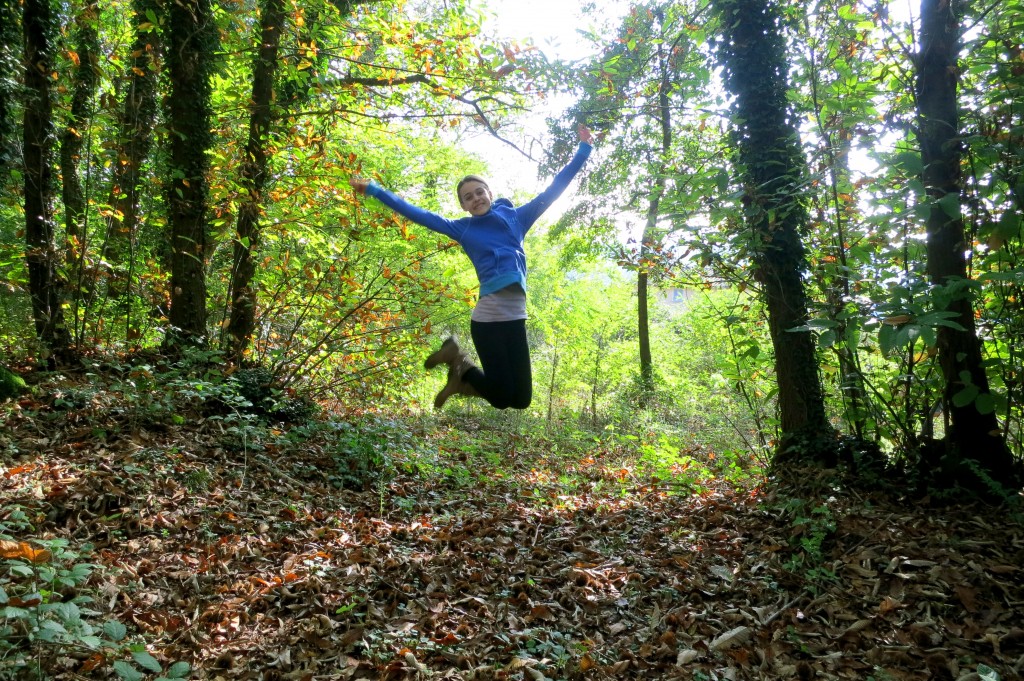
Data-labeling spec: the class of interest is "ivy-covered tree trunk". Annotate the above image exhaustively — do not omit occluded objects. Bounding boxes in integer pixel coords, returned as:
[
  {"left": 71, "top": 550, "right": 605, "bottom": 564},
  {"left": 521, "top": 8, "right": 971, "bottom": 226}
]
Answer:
[
  {"left": 0, "top": 0, "right": 19, "bottom": 169},
  {"left": 22, "top": 0, "right": 71, "bottom": 360},
  {"left": 715, "top": 0, "right": 830, "bottom": 444},
  {"left": 102, "top": 0, "right": 160, "bottom": 325},
  {"left": 162, "top": 0, "right": 216, "bottom": 348},
  {"left": 225, "top": 0, "right": 286, "bottom": 363},
  {"left": 60, "top": 0, "right": 99, "bottom": 319},
  {"left": 916, "top": 0, "right": 1015, "bottom": 481}
]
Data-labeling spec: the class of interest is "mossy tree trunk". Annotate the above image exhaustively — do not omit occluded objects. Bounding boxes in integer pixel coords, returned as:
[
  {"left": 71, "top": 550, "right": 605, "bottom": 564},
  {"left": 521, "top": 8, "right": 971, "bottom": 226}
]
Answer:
[
  {"left": 0, "top": 0, "right": 20, "bottom": 168},
  {"left": 22, "top": 0, "right": 72, "bottom": 362},
  {"left": 714, "top": 0, "right": 831, "bottom": 446},
  {"left": 162, "top": 0, "right": 216, "bottom": 349},
  {"left": 225, "top": 0, "right": 286, "bottom": 364}
]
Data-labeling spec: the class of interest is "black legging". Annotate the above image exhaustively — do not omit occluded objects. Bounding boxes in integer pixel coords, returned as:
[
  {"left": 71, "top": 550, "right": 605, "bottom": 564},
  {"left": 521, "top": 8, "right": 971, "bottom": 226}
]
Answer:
[{"left": 464, "top": 319, "right": 532, "bottom": 410}]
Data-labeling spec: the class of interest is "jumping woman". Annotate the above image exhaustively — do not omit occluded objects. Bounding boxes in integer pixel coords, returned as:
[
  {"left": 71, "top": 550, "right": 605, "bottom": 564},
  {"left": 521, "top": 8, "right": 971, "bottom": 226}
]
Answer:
[{"left": 349, "top": 125, "right": 594, "bottom": 409}]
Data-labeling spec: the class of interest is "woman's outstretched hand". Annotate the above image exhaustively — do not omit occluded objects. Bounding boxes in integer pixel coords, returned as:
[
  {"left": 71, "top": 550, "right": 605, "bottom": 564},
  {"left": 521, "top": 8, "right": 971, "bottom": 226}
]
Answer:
[
  {"left": 349, "top": 177, "right": 369, "bottom": 194},
  {"left": 578, "top": 124, "right": 594, "bottom": 145}
]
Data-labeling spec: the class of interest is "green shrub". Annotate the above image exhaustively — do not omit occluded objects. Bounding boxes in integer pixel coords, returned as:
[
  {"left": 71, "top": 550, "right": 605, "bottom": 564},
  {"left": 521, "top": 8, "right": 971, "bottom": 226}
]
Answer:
[
  {"left": 0, "top": 366, "right": 25, "bottom": 400},
  {"left": 0, "top": 507, "right": 189, "bottom": 680}
]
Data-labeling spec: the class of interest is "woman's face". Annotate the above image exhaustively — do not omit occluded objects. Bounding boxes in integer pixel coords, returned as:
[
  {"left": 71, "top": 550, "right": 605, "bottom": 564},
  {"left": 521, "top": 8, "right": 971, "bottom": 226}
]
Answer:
[{"left": 459, "top": 181, "right": 493, "bottom": 217}]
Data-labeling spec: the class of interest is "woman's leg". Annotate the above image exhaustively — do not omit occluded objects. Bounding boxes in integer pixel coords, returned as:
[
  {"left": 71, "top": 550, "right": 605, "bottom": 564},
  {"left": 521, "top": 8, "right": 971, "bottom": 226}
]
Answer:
[{"left": 465, "top": 319, "right": 532, "bottom": 409}]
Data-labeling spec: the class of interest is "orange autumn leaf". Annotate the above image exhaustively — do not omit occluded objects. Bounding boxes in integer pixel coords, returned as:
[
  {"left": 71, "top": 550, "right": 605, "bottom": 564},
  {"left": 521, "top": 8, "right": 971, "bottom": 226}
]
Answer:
[
  {"left": 0, "top": 540, "right": 52, "bottom": 563},
  {"left": 4, "top": 464, "right": 37, "bottom": 478},
  {"left": 80, "top": 653, "right": 106, "bottom": 673}
]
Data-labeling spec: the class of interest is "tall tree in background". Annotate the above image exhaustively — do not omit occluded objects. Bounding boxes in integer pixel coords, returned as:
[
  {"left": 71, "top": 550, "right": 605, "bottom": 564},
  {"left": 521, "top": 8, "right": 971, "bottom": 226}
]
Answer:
[
  {"left": 915, "top": 0, "right": 1015, "bottom": 480},
  {"left": 225, "top": 0, "right": 287, "bottom": 363},
  {"left": 714, "top": 0, "right": 831, "bottom": 444},
  {"left": 101, "top": 0, "right": 160, "bottom": 334},
  {"left": 553, "top": 1, "right": 716, "bottom": 401},
  {"left": 163, "top": 0, "right": 216, "bottom": 347},
  {"left": 632, "top": 5, "right": 674, "bottom": 398},
  {"left": 0, "top": 0, "right": 19, "bottom": 169},
  {"left": 59, "top": 0, "right": 99, "bottom": 316},
  {"left": 22, "top": 0, "right": 71, "bottom": 360}
]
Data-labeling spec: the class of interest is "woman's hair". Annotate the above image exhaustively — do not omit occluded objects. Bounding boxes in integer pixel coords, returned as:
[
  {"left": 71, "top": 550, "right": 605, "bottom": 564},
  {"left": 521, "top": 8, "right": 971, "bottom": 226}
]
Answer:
[{"left": 456, "top": 174, "right": 490, "bottom": 199}]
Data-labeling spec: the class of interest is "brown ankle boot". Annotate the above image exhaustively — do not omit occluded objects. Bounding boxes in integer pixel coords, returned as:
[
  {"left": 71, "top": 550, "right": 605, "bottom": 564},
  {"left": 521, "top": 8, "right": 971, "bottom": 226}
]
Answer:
[
  {"left": 424, "top": 336, "right": 460, "bottom": 370},
  {"left": 434, "top": 351, "right": 480, "bottom": 409}
]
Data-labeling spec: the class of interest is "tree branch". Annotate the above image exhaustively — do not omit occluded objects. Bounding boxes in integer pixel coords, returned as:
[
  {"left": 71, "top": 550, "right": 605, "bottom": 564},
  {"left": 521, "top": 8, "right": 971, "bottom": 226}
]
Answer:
[
  {"left": 320, "top": 64, "right": 536, "bottom": 160},
  {"left": 337, "top": 73, "right": 431, "bottom": 87}
]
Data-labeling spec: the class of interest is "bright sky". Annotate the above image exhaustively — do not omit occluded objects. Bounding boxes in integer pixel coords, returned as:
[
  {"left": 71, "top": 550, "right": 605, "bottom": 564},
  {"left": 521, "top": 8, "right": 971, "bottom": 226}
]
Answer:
[{"left": 478, "top": 0, "right": 609, "bottom": 62}]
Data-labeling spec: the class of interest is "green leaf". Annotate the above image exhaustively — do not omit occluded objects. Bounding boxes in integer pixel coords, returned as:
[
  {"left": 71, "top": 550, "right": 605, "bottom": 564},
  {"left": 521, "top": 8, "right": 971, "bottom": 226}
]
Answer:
[
  {"left": 879, "top": 323, "right": 898, "bottom": 356},
  {"left": 952, "top": 385, "right": 979, "bottom": 408},
  {"left": 133, "top": 650, "right": 164, "bottom": 673},
  {"left": 843, "top": 325, "right": 861, "bottom": 352},
  {"left": 995, "top": 211, "right": 1020, "bottom": 239},
  {"left": 0, "top": 606, "right": 30, "bottom": 618},
  {"left": 80, "top": 635, "right": 104, "bottom": 648},
  {"left": 53, "top": 601, "right": 81, "bottom": 621},
  {"left": 920, "top": 325, "right": 936, "bottom": 348},
  {"left": 104, "top": 620, "right": 128, "bottom": 641},
  {"left": 715, "top": 169, "right": 730, "bottom": 193},
  {"left": 165, "top": 661, "right": 192, "bottom": 678},
  {"left": 937, "top": 192, "right": 961, "bottom": 219},
  {"left": 40, "top": 619, "right": 69, "bottom": 635},
  {"left": 817, "top": 329, "right": 836, "bottom": 348},
  {"left": 895, "top": 324, "right": 920, "bottom": 350},
  {"left": 113, "top": 661, "right": 146, "bottom": 681},
  {"left": 894, "top": 151, "right": 923, "bottom": 175},
  {"left": 974, "top": 392, "right": 996, "bottom": 415}
]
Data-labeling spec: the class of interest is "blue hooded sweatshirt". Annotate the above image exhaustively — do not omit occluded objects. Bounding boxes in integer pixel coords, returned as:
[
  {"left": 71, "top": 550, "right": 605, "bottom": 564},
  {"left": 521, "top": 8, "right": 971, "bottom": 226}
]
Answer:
[{"left": 365, "top": 142, "right": 592, "bottom": 297}]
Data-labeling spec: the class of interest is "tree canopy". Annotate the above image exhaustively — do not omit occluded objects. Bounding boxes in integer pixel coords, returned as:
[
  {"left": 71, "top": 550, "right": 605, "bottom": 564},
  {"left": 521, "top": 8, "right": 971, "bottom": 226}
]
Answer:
[{"left": 2, "top": 0, "right": 1023, "bottom": 484}]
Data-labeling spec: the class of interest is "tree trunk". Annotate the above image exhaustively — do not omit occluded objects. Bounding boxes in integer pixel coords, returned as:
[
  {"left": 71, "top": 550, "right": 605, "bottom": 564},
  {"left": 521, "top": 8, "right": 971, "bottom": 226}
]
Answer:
[
  {"left": 637, "top": 32, "right": 674, "bottom": 401},
  {"left": 0, "top": 0, "right": 19, "bottom": 168},
  {"left": 546, "top": 345, "right": 559, "bottom": 428},
  {"left": 916, "top": 0, "right": 1014, "bottom": 479},
  {"left": 60, "top": 0, "right": 99, "bottom": 321},
  {"left": 102, "top": 0, "right": 160, "bottom": 325},
  {"left": 225, "top": 0, "right": 286, "bottom": 363},
  {"left": 22, "top": 0, "right": 71, "bottom": 361},
  {"left": 637, "top": 270, "right": 653, "bottom": 394},
  {"left": 163, "top": 0, "right": 216, "bottom": 348},
  {"left": 715, "top": 0, "right": 830, "bottom": 443}
]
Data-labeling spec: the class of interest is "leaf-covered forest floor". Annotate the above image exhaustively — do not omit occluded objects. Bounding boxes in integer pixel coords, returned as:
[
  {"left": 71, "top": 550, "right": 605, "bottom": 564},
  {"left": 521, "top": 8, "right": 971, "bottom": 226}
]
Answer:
[{"left": 2, "top": 374, "right": 1024, "bottom": 681}]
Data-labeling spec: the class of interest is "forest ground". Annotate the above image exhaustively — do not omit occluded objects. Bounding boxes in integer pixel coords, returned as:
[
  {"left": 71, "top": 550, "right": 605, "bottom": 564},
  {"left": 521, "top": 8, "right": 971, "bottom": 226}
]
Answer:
[{"left": 2, "top": 373, "right": 1023, "bottom": 681}]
